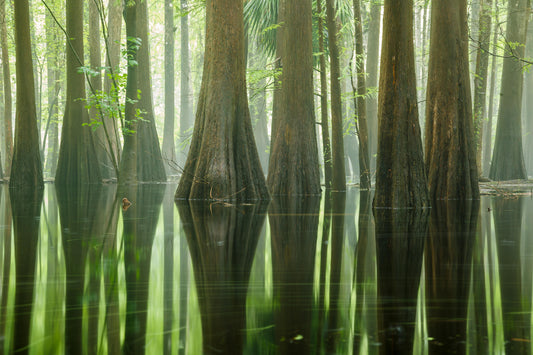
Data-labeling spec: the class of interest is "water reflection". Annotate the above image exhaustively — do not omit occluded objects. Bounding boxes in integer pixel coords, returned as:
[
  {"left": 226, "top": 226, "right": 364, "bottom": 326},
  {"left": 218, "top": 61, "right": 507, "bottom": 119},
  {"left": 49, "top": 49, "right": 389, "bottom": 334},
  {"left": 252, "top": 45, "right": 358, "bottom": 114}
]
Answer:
[
  {"left": 177, "top": 200, "right": 267, "bottom": 354},
  {"left": 374, "top": 207, "right": 428, "bottom": 354},
  {"left": 0, "top": 185, "right": 532, "bottom": 354}
]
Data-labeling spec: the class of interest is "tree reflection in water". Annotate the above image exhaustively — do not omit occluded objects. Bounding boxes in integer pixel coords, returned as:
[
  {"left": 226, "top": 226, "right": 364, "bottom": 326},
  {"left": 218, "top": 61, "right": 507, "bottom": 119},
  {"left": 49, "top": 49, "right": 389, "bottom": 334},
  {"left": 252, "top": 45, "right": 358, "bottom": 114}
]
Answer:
[
  {"left": 1, "top": 186, "right": 533, "bottom": 354},
  {"left": 374, "top": 206, "right": 428, "bottom": 355},
  {"left": 177, "top": 200, "right": 267, "bottom": 355}
]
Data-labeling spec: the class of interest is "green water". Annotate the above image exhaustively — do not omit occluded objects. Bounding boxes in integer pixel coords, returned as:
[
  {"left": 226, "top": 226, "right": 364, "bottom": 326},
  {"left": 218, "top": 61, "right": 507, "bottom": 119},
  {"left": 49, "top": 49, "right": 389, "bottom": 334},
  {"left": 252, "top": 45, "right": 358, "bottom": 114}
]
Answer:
[{"left": 0, "top": 184, "right": 532, "bottom": 354}]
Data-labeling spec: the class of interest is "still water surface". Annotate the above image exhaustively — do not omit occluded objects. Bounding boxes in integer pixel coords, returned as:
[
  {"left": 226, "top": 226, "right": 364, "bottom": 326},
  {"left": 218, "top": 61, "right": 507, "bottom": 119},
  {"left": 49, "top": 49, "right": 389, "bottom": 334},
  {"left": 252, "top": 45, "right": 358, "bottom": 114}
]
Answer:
[{"left": 0, "top": 184, "right": 532, "bottom": 354}]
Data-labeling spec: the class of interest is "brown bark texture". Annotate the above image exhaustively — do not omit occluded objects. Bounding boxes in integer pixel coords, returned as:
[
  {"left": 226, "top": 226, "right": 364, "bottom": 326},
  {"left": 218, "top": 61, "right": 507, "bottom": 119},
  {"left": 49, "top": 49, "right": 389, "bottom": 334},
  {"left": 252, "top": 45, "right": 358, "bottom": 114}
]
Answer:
[
  {"left": 10, "top": 0, "right": 43, "bottom": 188},
  {"left": 267, "top": 0, "right": 320, "bottom": 196},
  {"left": 373, "top": 0, "right": 429, "bottom": 208},
  {"left": 176, "top": 0, "right": 268, "bottom": 201},
  {"left": 325, "top": 0, "right": 346, "bottom": 191},
  {"left": 55, "top": 0, "right": 101, "bottom": 186},
  {"left": 425, "top": 0, "right": 479, "bottom": 200},
  {"left": 489, "top": 0, "right": 529, "bottom": 180},
  {"left": 473, "top": 0, "right": 492, "bottom": 176}
]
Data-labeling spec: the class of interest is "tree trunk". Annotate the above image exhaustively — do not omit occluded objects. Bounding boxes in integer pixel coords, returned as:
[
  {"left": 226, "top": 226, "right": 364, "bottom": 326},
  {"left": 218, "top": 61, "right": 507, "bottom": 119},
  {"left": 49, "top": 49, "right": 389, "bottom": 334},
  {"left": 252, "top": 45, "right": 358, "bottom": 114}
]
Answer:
[
  {"left": 179, "top": 0, "right": 192, "bottom": 166},
  {"left": 135, "top": 0, "right": 166, "bottom": 182},
  {"left": 473, "top": 0, "right": 492, "bottom": 177},
  {"left": 483, "top": 0, "right": 498, "bottom": 177},
  {"left": 373, "top": 0, "right": 429, "bottom": 208},
  {"left": 425, "top": 0, "right": 479, "bottom": 200},
  {"left": 102, "top": 0, "right": 122, "bottom": 176},
  {"left": 44, "top": 0, "right": 60, "bottom": 178},
  {"left": 365, "top": 1, "right": 381, "bottom": 175},
  {"left": 353, "top": 0, "right": 371, "bottom": 190},
  {"left": 0, "top": 0, "right": 12, "bottom": 176},
  {"left": 325, "top": 0, "right": 346, "bottom": 191},
  {"left": 55, "top": 0, "right": 101, "bottom": 186},
  {"left": 176, "top": 0, "right": 268, "bottom": 201},
  {"left": 162, "top": 0, "right": 177, "bottom": 174},
  {"left": 523, "top": 7, "right": 533, "bottom": 176},
  {"left": 267, "top": 0, "right": 320, "bottom": 196},
  {"left": 10, "top": 0, "right": 43, "bottom": 188},
  {"left": 489, "top": 0, "right": 529, "bottom": 181},
  {"left": 317, "top": 0, "right": 332, "bottom": 188},
  {"left": 119, "top": 0, "right": 140, "bottom": 185}
]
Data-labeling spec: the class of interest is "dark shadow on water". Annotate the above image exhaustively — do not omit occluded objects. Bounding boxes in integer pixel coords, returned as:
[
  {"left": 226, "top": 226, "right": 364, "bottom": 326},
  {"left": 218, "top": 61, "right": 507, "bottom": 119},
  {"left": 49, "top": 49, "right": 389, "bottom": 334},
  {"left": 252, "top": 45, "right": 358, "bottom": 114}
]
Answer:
[
  {"left": 425, "top": 200, "right": 479, "bottom": 354},
  {"left": 177, "top": 200, "right": 268, "bottom": 355},
  {"left": 374, "top": 206, "right": 428, "bottom": 355},
  {"left": 56, "top": 183, "right": 118, "bottom": 355},
  {"left": 269, "top": 195, "right": 321, "bottom": 354},
  {"left": 121, "top": 184, "right": 165, "bottom": 355},
  {"left": 10, "top": 187, "right": 43, "bottom": 355}
]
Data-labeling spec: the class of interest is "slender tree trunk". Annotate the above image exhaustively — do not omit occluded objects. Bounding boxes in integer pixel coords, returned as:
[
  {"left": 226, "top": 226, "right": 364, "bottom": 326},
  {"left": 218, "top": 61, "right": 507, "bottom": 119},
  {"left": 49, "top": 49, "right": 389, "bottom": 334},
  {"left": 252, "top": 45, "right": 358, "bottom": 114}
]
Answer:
[
  {"left": 483, "top": 0, "right": 498, "bottom": 177},
  {"left": 163, "top": 0, "right": 177, "bottom": 174},
  {"left": 179, "top": 0, "right": 192, "bottom": 166},
  {"left": 11, "top": 0, "right": 43, "bottom": 188},
  {"left": 365, "top": 1, "right": 381, "bottom": 174},
  {"left": 102, "top": 0, "right": 122, "bottom": 173},
  {"left": 55, "top": 0, "right": 101, "bottom": 186},
  {"left": 267, "top": 0, "right": 320, "bottom": 195},
  {"left": 473, "top": 0, "right": 492, "bottom": 177},
  {"left": 135, "top": 0, "right": 166, "bottom": 182},
  {"left": 523, "top": 7, "right": 533, "bottom": 177},
  {"left": 373, "top": 0, "right": 429, "bottom": 208},
  {"left": 425, "top": 0, "right": 479, "bottom": 200},
  {"left": 325, "top": 0, "right": 346, "bottom": 191},
  {"left": 317, "top": 0, "right": 332, "bottom": 188},
  {"left": 489, "top": 0, "right": 529, "bottom": 180},
  {"left": 44, "top": 1, "right": 60, "bottom": 177},
  {"left": 119, "top": 0, "right": 140, "bottom": 185},
  {"left": 353, "top": 0, "right": 371, "bottom": 190},
  {"left": 0, "top": 0, "right": 12, "bottom": 176},
  {"left": 176, "top": 0, "right": 268, "bottom": 201}
]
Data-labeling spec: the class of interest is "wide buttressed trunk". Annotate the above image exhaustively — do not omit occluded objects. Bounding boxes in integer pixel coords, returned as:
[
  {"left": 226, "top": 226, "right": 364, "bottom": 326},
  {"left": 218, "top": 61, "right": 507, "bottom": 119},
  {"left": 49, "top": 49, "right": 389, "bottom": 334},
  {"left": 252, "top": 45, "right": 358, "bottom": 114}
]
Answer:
[
  {"left": 10, "top": 0, "right": 43, "bottom": 189},
  {"left": 176, "top": 0, "right": 268, "bottom": 201},
  {"left": 267, "top": 0, "right": 320, "bottom": 196},
  {"left": 55, "top": 0, "right": 101, "bottom": 186},
  {"left": 373, "top": 0, "right": 429, "bottom": 208},
  {"left": 425, "top": 0, "right": 479, "bottom": 200},
  {"left": 489, "top": 0, "right": 529, "bottom": 181}
]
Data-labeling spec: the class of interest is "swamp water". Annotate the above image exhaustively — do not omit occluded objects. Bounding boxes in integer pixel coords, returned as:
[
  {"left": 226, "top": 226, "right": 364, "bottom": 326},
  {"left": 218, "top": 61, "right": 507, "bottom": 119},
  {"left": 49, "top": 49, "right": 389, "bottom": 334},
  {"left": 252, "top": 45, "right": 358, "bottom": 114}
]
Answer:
[{"left": 0, "top": 183, "right": 532, "bottom": 354}]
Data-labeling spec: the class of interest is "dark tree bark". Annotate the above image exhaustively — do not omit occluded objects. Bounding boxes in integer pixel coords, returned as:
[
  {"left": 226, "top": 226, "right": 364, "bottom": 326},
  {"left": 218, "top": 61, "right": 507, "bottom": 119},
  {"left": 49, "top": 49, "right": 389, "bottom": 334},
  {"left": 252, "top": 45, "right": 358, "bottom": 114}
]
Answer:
[
  {"left": 373, "top": 0, "right": 429, "bottom": 208},
  {"left": 10, "top": 0, "right": 43, "bottom": 189},
  {"left": 136, "top": 0, "right": 166, "bottom": 182},
  {"left": 489, "top": 0, "right": 529, "bottom": 180},
  {"left": 176, "top": 0, "right": 268, "bottom": 201},
  {"left": 55, "top": 0, "right": 101, "bottom": 186},
  {"left": 119, "top": 0, "right": 140, "bottom": 185},
  {"left": 0, "top": 0, "right": 12, "bottom": 176},
  {"left": 353, "top": 0, "right": 371, "bottom": 189},
  {"left": 317, "top": 0, "right": 332, "bottom": 188},
  {"left": 325, "top": 0, "right": 346, "bottom": 191},
  {"left": 267, "top": 0, "right": 320, "bottom": 196},
  {"left": 179, "top": 0, "right": 192, "bottom": 166},
  {"left": 473, "top": 0, "right": 492, "bottom": 177},
  {"left": 162, "top": 0, "right": 177, "bottom": 174},
  {"left": 425, "top": 0, "right": 479, "bottom": 200}
]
